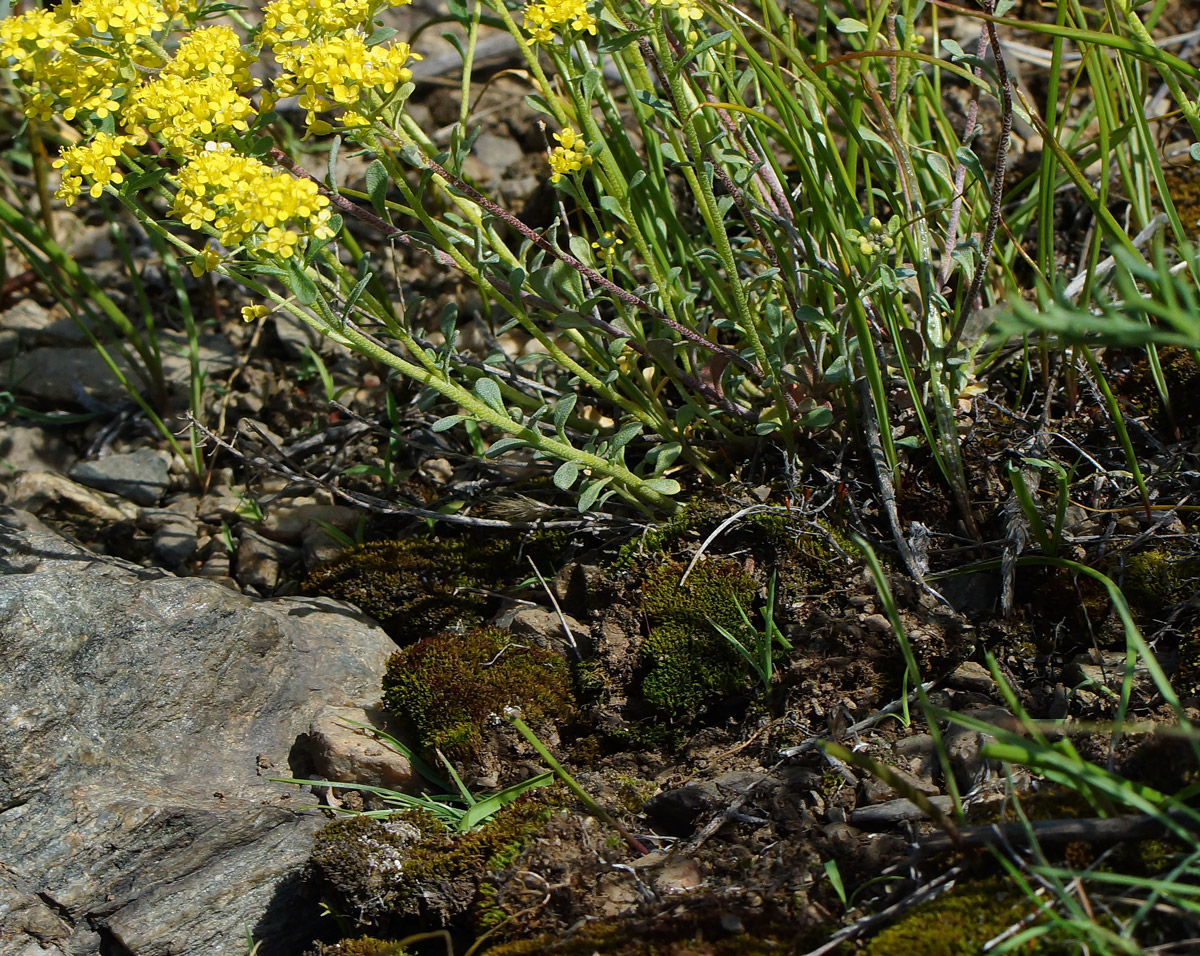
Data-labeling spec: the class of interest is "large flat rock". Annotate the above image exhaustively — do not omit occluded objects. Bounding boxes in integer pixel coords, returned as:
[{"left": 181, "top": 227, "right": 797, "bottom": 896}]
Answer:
[{"left": 0, "top": 508, "right": 396, "bottom": 955}]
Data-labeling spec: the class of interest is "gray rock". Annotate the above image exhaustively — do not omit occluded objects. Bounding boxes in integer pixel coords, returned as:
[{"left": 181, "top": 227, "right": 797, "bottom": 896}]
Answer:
[
  {"left": 947, "top": 661, "right": 997, "bottom": 693},
  {"left": 7, "top": 470, "right": 139, "bottom": 524},
  {"left": 473, "top": 131, "right": 524, "bottom": 178},
  {"left": 152, "top": 519, "right": 199, "bottom": 567},
  {"left": 69, "top": 449, "right": 170, "bottom": 506},
  {"left": 1065, "top": 651, "right": 1149, "bottom": 692},
  {"left": 0, "top": 422, "right": 76, "bottom": 475},
  {"left": 237, "top": 529, "right": 301, "bottom": 593},
  {"left": 301, "top": 523, "right": 347, "bottom": 570},
  {"left": 0, "top": 298, "right": 60, "bottom": 339},
  {"left": 849, "top": 795, "right": 956, "bottom": 829},
  {"left": 307, "top": 706, "right": 419, "bottom": 793},
  {"left": 8, "top": 331, "right": 236, "bottom": 407},
  {"left": 495, "top": 604, "right": 587, "bottom": 657},
  {"left": 0, "top": 507, "right": 398, "bottom": 955},
  {"left": 138, "top": 508, "right": 201, "bottom": 568},
  {"left": 267, "top": 312, "right": 322, "bottom": 359},
  {"left": 943, "top": 705, "right": 1023, "bottom": 791}
]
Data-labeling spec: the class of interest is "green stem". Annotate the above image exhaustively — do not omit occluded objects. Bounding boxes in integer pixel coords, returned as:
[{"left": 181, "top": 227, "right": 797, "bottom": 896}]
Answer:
[{"left": 652, "top": 17, "right": 792, "bottom": 449}]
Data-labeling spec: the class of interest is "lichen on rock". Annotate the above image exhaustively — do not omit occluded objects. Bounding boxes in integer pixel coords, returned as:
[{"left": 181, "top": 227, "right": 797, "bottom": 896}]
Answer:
[{"left": 306, "top": 792, "right": 561, "bottom": 936}]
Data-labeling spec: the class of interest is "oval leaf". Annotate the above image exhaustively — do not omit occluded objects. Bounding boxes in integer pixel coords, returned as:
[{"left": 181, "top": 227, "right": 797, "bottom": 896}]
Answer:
[
  {"left": 431, "top": 415, "right": 465, "bottom": 432},
  {"left": 473, "top": 377, "right": 505, "bottom": 413},
  {"left": 553, "top": 460, "right": 580, "bottom": 491}
]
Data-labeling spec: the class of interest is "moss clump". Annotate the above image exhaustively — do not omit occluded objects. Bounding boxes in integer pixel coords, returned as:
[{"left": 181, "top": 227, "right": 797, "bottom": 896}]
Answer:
[
  {"left": 308, "top": 793, "right": 560, "bottom": 933},
  {"left": 307, "top": 815, "right": 424, "bottom": 926},
  {"left": 864, "top": 878, "right": 1064, "bottom": 956},
  {"left": 1121, "top": 549, "right": 1200, "bottom": 615},
  {"left": 639, "top": 558, "right": 758, "bottom": 714},
  {"left": 306, "top": 938, "right": 412, "bottom": 956},
  {"left": 748, "top": 511, "right": 852, "bottom": 596},
  {"left": 1114, "top": 345, "right": 1200, "bottom": 432},
  {"left": 482, "top": 918, "right": 803, "bottom": 955},
  {"left": 382, "top": 626, "right": 574, "bottom": 762},
  {"left": 303, "top": 536, "right": 521, "bottom": 644}
]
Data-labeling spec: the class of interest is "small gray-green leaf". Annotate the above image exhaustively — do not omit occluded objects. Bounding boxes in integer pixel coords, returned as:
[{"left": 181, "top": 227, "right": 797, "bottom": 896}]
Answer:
[
  {"left": 552, "top": 393, "right": 578, "bottom": 433},
  {"left": 326, "top": 135, "right": 341, "bottom": 189},
  {"left": 641, "top": 478, "right": 681, "bottom": 496},
  {"left": 954, "top": 145, "right": 988, "bottom": 186},
  {"left": 598, "top": 196, "right": 628, "bottom": 222},
  {"left": 568, "top": 234, "right": 593, "bottom": 264},
  {"left": 553, "top": 460, "right": 580, "bottom": 491},
  {"left": 473, "top": 377, "right": 505, "bottom": 413},
  {"left": 836, "top": 17, "right": 868, "bottom": 33},
  {"left": 485, "top": 437, "right": 526, "bottom": 458},
  {"left": 609, "top": 422, "right": 642, "bottom": 454},
  {"left": 286, "top": 261, "right": 317, "bottom": 306},
  {"left": 577, "top": 477, "right": 612, "bottom": 513},
  {"left": 431, "top": 415, "right": 465, "bottom": 432},
  {"left": 365, "top": 160, "right": 388, "bottom": 214}
]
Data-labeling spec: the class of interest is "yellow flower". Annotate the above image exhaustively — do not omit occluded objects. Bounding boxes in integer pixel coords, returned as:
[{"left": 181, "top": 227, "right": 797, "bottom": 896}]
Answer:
[
  {"left": 522, "top": 0, "right": 596, "bottom": 44},
  {"left": 548, "top": 127, "right": 592, "bottom": 183},
  {"left": 0, "top": 9, "right": 73, "bottom": 74},
  {"left": 591, "top": 230, "right": 623, "bottom": 260},
  {"left": 274, "top": 33, "right": 418, "bottom": 133},
  {"left": 676, "top": 0, "right": 704, "bottom": 20},
  {"left": 190, "top": 246, "right": 223, "bottom": 276},
  {"left": 241, "top": 304, "right": 270, "bottom": 322},
  {"left": 260, "top": 0, "right": 412, "bottom": 48},
  {"left": 52, "top": 132, "right": 129, "bottom": 205}
]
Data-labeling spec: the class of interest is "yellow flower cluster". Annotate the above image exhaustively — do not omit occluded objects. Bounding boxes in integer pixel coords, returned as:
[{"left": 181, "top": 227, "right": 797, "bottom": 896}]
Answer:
[
  {"left": 259, "top": 0, "right": 408, "bottom": 44},
  {"left": 0, "top": 9, "right": 73, "bottom": 72},
  {"left": 123, "top": 74, "right": 255, "bottom": 153},
  {"left": 68, "top": 0, "right": 170, "bottom": 44},
  {"left": 53, "top": 132, "right": 130, "bottom": 205},
  {"left": 1, "top": 8, "right": 121, "bottom": 121},
  {"left": 172, "top": 143, "right": 335, "bottom": 258},
  {"left": 548, "top": 127, "right": 592, "bottom": 183},
  {"left": 523, "top": 0, "right": 596, "bottom": 44},
  {"left": 273, "top": 33, "right": 418, "bottom": 133},
  {"left": 163, "top": 25, "right": 256, "bottom": 90},
  {"left": 0, "top": 0, "right": 379, "bottom": 267},
  {"left": 0, "top": 1, "right": 154, "bottom": 122}
]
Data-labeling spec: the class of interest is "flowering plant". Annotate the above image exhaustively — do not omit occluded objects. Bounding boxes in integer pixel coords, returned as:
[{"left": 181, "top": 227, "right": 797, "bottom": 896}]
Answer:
[{"left": 0, "top": 0, "right": 1035, "bottom": 514}]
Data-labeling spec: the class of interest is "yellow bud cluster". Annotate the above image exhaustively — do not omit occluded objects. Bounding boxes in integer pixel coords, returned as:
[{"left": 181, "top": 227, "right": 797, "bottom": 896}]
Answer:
[
  {"left": 52, "top": 132, "right": 130, "bottom": 205},
  {"left": 522, "top": 0, "right": 596, "bottom": 45},
  {"left": 173, "top": 143, "right": 335, "bottom": 258},
  {"left": 548, "top": 127, "right": 592, "bottom": 183}
]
